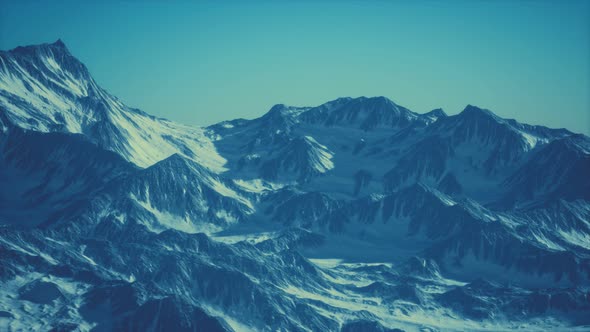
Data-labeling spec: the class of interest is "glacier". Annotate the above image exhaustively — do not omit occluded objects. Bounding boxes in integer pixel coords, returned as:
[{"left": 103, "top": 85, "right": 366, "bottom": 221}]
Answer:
[{"left": 0, "top": 40, "right": 589, "bottom": 331}]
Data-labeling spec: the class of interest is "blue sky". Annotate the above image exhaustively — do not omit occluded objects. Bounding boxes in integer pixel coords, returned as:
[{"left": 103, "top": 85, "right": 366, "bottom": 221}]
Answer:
[{"left": 1, "top": 1, "right": 589, "bottom": 134}]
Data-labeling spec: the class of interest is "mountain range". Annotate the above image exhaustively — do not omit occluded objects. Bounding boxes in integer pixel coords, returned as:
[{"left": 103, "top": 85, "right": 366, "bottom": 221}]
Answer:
[{"left": 0, "top": 40, "right": 589, "bottom": 331}]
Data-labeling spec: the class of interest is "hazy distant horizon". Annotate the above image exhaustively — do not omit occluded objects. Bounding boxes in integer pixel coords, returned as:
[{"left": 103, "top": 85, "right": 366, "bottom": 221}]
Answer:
[{"left": 1, "top": 1, "right": 589, "bottom": 134}]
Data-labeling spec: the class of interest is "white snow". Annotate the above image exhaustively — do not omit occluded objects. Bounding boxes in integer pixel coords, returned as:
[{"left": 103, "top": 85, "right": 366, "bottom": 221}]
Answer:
[
  {"left": 532, "top": 232, "right": 565, "bottom": 251},
  {"left": 304, "top": 136, "right": 334, "bottom": 173},
  {"left": 130, "top": 193, "right": 223, "bottom": 234},
  {"left": 80, "top": 245, "right": 98, "bottom": 266},
  {"left": 558, "top": 229, "right": 590, "bottom": 250}
]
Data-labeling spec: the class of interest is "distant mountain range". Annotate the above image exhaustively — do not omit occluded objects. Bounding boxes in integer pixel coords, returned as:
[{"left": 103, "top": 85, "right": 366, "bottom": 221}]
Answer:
[{"left": 1, "top": 40, "right": 589, "bottom": 331}]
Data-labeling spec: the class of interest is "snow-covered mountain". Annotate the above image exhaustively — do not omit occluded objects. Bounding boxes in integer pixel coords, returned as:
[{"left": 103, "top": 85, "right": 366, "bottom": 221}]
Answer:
[
  {"left": 0, "top": 40, "right": 226, "bottom": 170},
  {"left": 1, "top": 40, "right": 589, "bottom": 331}
]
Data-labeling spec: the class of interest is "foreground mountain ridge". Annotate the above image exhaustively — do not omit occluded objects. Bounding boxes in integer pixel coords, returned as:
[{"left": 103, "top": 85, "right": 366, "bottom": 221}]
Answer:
[{"left": 1, "top": 40, "right": 589, "bottom": 331}]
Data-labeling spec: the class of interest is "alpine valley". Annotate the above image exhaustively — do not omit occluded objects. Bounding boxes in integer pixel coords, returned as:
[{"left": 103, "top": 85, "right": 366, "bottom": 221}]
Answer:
[{"left": 1, "top": 40, "right": 589, "bottom": 331}]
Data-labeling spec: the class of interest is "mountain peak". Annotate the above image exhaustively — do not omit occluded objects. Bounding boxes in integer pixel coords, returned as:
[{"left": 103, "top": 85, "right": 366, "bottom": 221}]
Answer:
[
  {"left": 299, "top": 96, "right": 417, "bottom": 130},
  {"left": 51, "top": 38, "right": 68, "bottom": 49},
  {"left": 151, "top": 153, "right": 215, "bottom": 175},
  {"left": 265, "top": 103, "right": 309, "bottom": 115},
  {"left": 460, "top": 105, "right": 499, "bottom": 120},
  {"left": 366, "top": 95, "right": 394, "bottom": 103},
  {"left": 451, "top": 105, "right": 508, "bottom": 128},
  {"left": 260, "top": 104, "right": 308, "bottom": 130},
  {"left": 425, "top": 108, "right": 447, "bottom": 118},
  {"left": 338, "top": 96, "right": 397, "bottom": 107},
  {"left": 153, "top": 153, "right": 192, "bottom": 169},
  {"left": 6, "top": 39, "right": 71, "bottom": 57},
  {"left": 269, "top": 104, "right": 288, "bottom": 113},
  {"left": 314, "top": 96, "right": 395, "bottom": 110},
  {"left": 145, "top": 153, "right": 213, "bottom": 180}
]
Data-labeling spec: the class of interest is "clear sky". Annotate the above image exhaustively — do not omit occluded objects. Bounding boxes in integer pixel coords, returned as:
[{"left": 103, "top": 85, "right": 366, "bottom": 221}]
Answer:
[{"left": 1, "top": 1, "right": 589, "bottom": 134}]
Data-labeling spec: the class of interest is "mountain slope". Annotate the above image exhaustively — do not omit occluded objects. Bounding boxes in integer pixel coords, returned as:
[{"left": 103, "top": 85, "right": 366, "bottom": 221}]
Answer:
[
  {"left": 0, "top": 40, "right": 225, "bottom": 170},
  {"left": 0, "top": 118, "right": 135, "bottom": 227}
]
